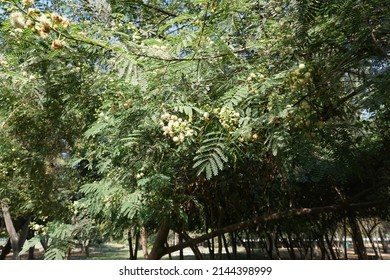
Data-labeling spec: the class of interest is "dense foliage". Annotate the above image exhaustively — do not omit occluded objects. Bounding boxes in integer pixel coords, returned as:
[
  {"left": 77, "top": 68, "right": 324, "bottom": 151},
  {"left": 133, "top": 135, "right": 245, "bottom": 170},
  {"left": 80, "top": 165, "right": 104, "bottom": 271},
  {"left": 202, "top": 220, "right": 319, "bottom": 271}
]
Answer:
[{"left": 1, "top": 0, "right": 390, "bottom": 259}]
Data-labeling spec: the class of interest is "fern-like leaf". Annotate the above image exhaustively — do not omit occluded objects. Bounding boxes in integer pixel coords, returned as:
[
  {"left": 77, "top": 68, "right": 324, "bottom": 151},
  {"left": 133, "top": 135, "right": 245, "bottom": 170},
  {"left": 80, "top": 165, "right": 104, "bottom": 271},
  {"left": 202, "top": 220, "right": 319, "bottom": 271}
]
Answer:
[
  {"left": 220, "top": 86, "right": 249, "bottom": 107},
  {"left": 193, "top": 132, "right": 228, "bottom": 179},
  {"left": 19, "top": 236, "right": 41, "bottom": 256},
  {"left": 44, "top": 247, "right": 66, "bottom": 260},
  {"left": 172, "top": 104, "right": 203, "bottom": 121}
]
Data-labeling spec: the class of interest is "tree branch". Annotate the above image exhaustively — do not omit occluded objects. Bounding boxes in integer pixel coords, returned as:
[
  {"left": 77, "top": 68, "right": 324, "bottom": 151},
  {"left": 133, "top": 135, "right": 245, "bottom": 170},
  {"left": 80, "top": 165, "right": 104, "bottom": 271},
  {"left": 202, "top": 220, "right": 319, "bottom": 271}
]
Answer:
[{"left": 161, "top": 199, "right": 390, "bottom": 257}]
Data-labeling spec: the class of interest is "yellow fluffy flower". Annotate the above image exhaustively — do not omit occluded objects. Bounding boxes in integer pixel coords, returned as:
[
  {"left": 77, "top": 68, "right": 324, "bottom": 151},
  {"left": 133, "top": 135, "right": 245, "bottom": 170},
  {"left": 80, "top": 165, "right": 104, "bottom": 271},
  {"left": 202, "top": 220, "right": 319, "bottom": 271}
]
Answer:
[
  {"left": 22, "top": 0, "right": 34, "bottom": 6},
  {"left": 10, "top": 12, "right": 25, "bottom": 29}
]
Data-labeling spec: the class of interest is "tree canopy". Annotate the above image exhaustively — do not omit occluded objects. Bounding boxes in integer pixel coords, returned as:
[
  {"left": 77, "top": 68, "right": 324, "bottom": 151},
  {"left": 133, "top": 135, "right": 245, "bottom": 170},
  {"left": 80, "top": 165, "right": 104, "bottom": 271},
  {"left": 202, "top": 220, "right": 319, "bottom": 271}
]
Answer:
[{"left": 1, "top": 0, "right": 390, "bottom": 260}]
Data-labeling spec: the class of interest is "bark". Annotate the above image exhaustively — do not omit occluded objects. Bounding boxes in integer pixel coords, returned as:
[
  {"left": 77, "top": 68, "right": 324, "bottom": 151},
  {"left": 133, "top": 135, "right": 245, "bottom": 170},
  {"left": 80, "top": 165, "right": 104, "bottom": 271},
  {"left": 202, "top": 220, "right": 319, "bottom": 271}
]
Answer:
[
  {"left": 140, "top": 227, "right": 149, "bottom": 259},
  {"left": 308, "top": 236, "right": 314, "bottom": 260},
  {"left": 147, "top": 224, "right": 170, "bottom": 260},
  {"left": 179, "top": 232, "right": 184, "bottom": 260},
  {"left": 343, "top": 218, "right": 348, "bottom": 259},
  {"left": 128, "top": 229, "right": 134, "bottom": 260},
  {"left": 287, "top": 233, "right": 296, "bottom": 260},
  {"left": 265, "top": 232, "right": 274, "bottom": 259},
  {"left": 222, "top": 234, "right": 231, "bottom": 259},
  {"left": 83, "top": 240, "right": 90, "bottom": 258},
  {"left": 207, "top": 236, "right": 215, "bottom": 259},
  {"left": 27, "top": 229, "right": 35, "bottom": 260},
  {"left": 1, "top": 202, "right": 19, "bottom": 260},
  {"left": 230, "top": 231, "right": 237, "bottom": 259},
  {"left": 349, "top": 215, "right": 367, "bottom": 260},
  {"left": 65, "top": 247, "right": 72, "bottom": 260},
  {"left": 274, "top": 229, "right": 282, "bottom": 260},
  {"left": 317, "top": 238, "right": 330, "bottom": 259},
  {"left": 378, "top": 228, "right": 388, "bottom": 253},
  {"left": 358, "top": 220, "right": 380, "bottom": 259},
  {"left": 128, "top": 227, "right": 141, "bottom": 260},
  {"left": 217, "top": 205, "right": 223, "bottom": 260},
  {"left": 325, "top": 234, "right": 337, "bottom": 260},
  {"left": 166, "top": 242, "right": 172, "bottom": 260},
  {"left": 217, "top": 235, "right": 223, "bottom": 259},
  {"left": 181, "top": 231, "right": 203, "bottom": 260},
  {"left": 134, "top": 235, "right": 139, "bottom": 260},
  {"left": 238, "top": 230, "right": 251, "bottom": 259},
  {"left": 40, "top": 237, "right": 49, "bottom": 251}
]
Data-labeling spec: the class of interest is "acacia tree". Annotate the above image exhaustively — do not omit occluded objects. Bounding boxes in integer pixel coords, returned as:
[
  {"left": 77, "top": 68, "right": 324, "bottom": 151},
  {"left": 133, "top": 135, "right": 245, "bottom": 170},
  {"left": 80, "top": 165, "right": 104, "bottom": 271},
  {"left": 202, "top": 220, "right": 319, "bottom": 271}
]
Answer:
[
  {"left": 1, "top": 0, "right": 389, "bottom": 260},
  {"left": 0, "top": 0, "right": 107, "bottom": 259}
]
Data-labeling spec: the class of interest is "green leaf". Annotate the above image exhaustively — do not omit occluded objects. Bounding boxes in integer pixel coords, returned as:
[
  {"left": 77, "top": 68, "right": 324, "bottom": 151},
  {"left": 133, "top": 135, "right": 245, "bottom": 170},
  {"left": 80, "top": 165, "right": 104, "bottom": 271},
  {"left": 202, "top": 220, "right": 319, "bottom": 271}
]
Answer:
[
  {"left": 44, "top": 247, "right": 66, "bottom": 260},
  {"left": 84, "top": 122, "right": 108, "bottom": 138},
  {"left": 193, "top": 132, "right": 228, "bottom": 180},
  {"left": 19, "top": 236, "right": 41, "bottom": 256}
]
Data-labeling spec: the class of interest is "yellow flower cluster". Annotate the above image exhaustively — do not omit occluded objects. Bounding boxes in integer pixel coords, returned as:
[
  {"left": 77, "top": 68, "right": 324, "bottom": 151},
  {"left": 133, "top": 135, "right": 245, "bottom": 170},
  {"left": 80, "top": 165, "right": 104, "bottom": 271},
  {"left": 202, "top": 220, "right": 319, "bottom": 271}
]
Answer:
[
  {"left": 22, "top": 0, "right": 34, "bottom": 6},
  {"left": 217, "top": 106, "right": 240, "bottom": 131},
  {"left": 30, "top": 223, "right": 48, "bottom": 236},
  {"left": 9, "top": 8, "right": 69, "bottom": 47},
  {"left": 160, "top": 113, "right": 194, "bottom": 144},
  {"left": 10, "top": 12, "right": 25, "bottom": 29}
]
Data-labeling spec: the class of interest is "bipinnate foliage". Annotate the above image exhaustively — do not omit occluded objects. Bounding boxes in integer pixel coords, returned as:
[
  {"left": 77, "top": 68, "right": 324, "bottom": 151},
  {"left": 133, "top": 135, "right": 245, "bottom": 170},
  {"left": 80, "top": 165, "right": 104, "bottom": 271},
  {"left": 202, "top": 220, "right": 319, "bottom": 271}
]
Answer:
[{"left": 1, "top": 0, "right": 390, "bottom": 259}]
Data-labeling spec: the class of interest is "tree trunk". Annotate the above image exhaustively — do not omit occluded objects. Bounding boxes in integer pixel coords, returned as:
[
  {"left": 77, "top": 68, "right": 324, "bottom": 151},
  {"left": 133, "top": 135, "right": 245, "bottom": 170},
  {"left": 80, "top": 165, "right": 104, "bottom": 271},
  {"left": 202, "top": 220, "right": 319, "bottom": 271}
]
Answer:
[
  {"left": 140, "top": 226, "right": 149, "bottom": 259},
  {"left": 274, "top": 230, "right": 282, "bottom": 260},
  {"left": 265, "top": 232, "right": 274, "bottom": 259},
  {"left": 325, "top": 234, "right": 337, "bottom": 260},
  {"left": 181, "top": 231, "right": 203, "bottom": 260},
  {"left": 27, "top": 229, "right": 35, "bottom": 260},
  {"left": 179, "top": 232, "right": 184, "bottom": 260},
  {"left": 166, "top": 242, "right": 172, "bottom": 260},
  {"left": 207, "top": 237, "right": 215, "bottom": 259},
  {"left": 65, "top": 247, "right": 72, "bottom": 260},
  {"left": 84, "top": 240, "right": 90, "bottom": 258},
  {"left": 358, "top": 220, "right": 379, "bottom": 259},
  {"left": 287, "top": 233, "right": 297, "bottom": 260},
  {"left": 217, "top": 205, "right": 223, "bottom": 260},
  {"left": 40, "top": 236, "right": 49, "bottom": 251},
  {"left": 147, "top": 224, "right": 169, "bottom": 260},
  {"left": 308, "top": 236, "right": 314, "bottom": 260},
  {"left": 1, "top": 202, "right": 19, "bottom": 260},
  {"left": 222, "top": 234, "right": 231, "bottom": 259},
  {"left": 349, "top": 215, "right": 367, "bottom": 260},
  {"left": 128, "top": 228, "right": 134, "bottom": 260},
  {"left": 317, "top": 238, "right": 329, "bottom": 260},
  {"left": 217, "top": 234, "right": 223, "bottom": 260},
  {"left": 238, "top": 231, "right": 251, "bottom": 259},
  {"left": 378, "top": 228, "right": 388, "bottom": 254},
  {"left": 343, "top": 218, "right": 348, "bottom": 259},
  {"left": 28, "top": 246, "right": 35, "bottom": 260},
  {"left": 230, "top": 231, "right": 237, "bottom": 259}
]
